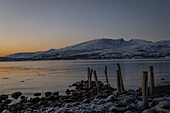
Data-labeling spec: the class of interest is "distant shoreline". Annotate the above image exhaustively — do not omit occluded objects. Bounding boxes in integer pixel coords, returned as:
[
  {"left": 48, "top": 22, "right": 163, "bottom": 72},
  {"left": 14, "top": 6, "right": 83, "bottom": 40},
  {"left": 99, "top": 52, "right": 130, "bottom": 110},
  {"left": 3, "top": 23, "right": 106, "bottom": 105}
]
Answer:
[{"left": 0, "top": 57, "right": 170, "bottom": 62}]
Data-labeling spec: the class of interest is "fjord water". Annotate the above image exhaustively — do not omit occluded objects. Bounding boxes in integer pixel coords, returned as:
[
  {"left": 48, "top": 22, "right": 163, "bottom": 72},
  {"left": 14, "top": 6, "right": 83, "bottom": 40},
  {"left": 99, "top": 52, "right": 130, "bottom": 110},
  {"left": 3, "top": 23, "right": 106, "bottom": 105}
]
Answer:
[{"left": 0, "top": 59, "right": 170, "bottom": 96}]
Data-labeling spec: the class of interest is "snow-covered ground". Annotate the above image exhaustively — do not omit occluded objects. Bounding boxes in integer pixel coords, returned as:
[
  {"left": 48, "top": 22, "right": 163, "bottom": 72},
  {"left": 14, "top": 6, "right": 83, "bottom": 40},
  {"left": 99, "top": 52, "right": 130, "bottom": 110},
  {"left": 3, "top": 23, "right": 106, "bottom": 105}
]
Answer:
[{"left": 5, "top": 38, "right": 170, "bottom": 59}]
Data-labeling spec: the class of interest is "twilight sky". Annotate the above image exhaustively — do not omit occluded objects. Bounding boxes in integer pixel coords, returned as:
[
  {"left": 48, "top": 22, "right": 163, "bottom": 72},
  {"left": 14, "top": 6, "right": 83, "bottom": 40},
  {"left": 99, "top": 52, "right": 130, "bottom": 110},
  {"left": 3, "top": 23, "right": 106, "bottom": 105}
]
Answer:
[{"left": 0, "top": 0, "right": 170, "bottom": 56}]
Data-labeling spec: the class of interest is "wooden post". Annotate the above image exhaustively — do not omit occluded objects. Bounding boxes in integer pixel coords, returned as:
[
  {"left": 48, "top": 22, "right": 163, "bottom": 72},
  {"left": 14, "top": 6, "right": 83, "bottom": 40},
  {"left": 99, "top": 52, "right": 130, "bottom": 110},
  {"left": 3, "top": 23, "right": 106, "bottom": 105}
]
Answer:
[
  {"left": 89, "top": 69, "right": 93, "bottom": 88},
  {"left": 105, "top": 65, "right": 110, "bottom": 86},
  {"left": 93, "top": 70, "right": 100, "bottom": 94},
  {"left": 142, "top": 71, "right": 148, "bottom": 109},
  {"left": 117, "top": 63, "right": 124, "bottom": 91},
  {"left": 116, "top": 70, "right": 121, "bottom": 93},
  {"left": 87, "top": 67, "right": 90, "bottom": 88},
  {"left": 149, "top": 66, "right": 154, "bottom": 96}
]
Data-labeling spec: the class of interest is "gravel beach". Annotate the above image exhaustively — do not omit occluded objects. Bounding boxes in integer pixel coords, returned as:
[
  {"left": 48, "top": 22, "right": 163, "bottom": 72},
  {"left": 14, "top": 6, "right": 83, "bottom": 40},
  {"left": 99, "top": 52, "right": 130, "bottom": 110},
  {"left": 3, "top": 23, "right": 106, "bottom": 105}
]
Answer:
[{"left": 1, "top": 80, "right": 170, "bottom": 113}]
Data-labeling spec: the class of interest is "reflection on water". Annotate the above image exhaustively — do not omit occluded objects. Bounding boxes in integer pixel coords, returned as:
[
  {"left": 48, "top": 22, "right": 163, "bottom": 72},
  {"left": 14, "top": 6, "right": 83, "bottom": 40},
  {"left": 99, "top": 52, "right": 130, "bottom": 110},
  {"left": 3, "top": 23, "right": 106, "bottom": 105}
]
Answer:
[{"left": 0, "top": 59, "right": 170, "bottom": 96}]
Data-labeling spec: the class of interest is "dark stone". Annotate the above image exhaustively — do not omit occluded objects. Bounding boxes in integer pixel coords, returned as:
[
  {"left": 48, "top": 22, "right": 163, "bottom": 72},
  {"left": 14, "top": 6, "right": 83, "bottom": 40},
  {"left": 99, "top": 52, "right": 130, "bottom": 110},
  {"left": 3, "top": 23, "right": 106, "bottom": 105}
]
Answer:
[
  {"left": 72, "top": 83, "right": 76, "bottom": 87},
  {"left": 71, "top": 90, "right": 78, "bottom": 96},
  {"left": 105, "top": 95, "right": 118, "bottom": 102},
  {"left": 53, "top": 102, "right": 62, "bottom": 107},
  {"left": 81, "top": 99, "right": 90, "bottom": 104},
  {"left": 0, "top": 94, "right": 8, "bottom": 100},
  {"left": 20, "top": 96, "right": 26, "bottom": 100},
  {"left": 161, "top": 78, "right": 164, "bottom": 80},
  {"left": 45, "top": 92, "right": 52, "bottom": 97},
  {"left": 31, "top": 97, "right": 40, "bottom": 104},
  {"left": 46, "top": 95, "right": 55, "bottom": 101},
  {"left": 38, "top": 100, "right": 48, "bottom": 105},
  {"left": 3, "top": 99, "right": 12, "bottom": 104},
  {"left": 66, "top": 89, "right": 71, "bottom": 95},
  {"left": 95, "top": 94, "right": 107, "bottom": 99},
  {"left": 53, "top": 92, "right": 59, "bottom": 96},
  {"left": 34, "top": 93, "right": 41, "bottom": 96},
  {"left": 11, "top": 91, "right": 22, "bottom": 99},
  {"left": 62, "top": 99, "right": 74, "bottom": 103}
]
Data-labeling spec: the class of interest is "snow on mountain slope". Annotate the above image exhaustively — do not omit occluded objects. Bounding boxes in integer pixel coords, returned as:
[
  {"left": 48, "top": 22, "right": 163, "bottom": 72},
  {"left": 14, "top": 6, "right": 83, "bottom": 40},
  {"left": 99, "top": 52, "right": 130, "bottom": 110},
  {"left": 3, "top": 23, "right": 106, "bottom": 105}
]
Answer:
[
  {"left": 4, "top": 38, "right": 170, "bottom": 59},
  {"left": 59, "top": 38, "right": 152, "bottom": 51},
  {"left": 5, "top": 52, "right": 35, "bottom": 58}
]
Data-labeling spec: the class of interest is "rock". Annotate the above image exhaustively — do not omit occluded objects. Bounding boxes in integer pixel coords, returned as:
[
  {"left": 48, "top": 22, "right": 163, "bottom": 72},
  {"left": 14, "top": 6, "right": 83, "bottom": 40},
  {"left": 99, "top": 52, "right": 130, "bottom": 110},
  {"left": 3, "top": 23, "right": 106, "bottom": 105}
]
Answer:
[
  {"left": 45, "top": 92, "right": 52, "bottom": 97},
  {"left": 105, "top": 95, "right": 118, "bottom": 102},
  {"left": 34, "top": 93, "right": 41, "bottom": 96},
  {"left": 31, "top": 97, "right": 40, "bottom": 104},
  {"left": 125, "top": 110, "right": 134, "bottom": 113},
  {"left": 152, "top": 97, "right": 170, "bottom": 105},
  {"left": 64, "top": 103, "right": 73, "bottom": 108},
  {"left": 24, "top": 111, "right": 32, "bottom": 113},
  {"left": 66, "top": 89, "right": 71, "bottom": 95},
  {"left": 23, "top": 102, "right": 32, "bottom": 106},
  {"left": 136, "top": 101, "right": 142, "bottom": 110},
  {"left": 95, "top": 94, "right": 104, "bottom": 99},
  {"left": 45, "top": 108, "right": 54, "bottom": 112},
  {"left": 128, "top": 89, "right": 140, "bottom": 95},
  {"left": 20, "top": 96, "right": 26, "bottom": 100},
  {"left": 109, "top": 106, "right": 126, "bottom": 112},
  {"left": 71, "top": 90, "right": 77, "bottom": 96},
  {"left": 161, "top": 78, "right": 164, "bottom": 80},
  {"left": 2, "top": 110, "right": 11, "bottom": 113},
  {"left": 159, "top": 100, "right": 170, "bottom": 109},
  {"left": 46, "top": 95, "right": 55, "bottom": 101},
  {"left": 129, "top": 103, "right": 136, "bottom": 109},
  {"left": 143, "top": 108, "right": 157, "bottom": 113},
  {"left": 81, "top": 99, "right": 90, "bottom": 104},
  {"left": 11, "top": 91, "right": 22, "bottom": 99},
  {"left": 53, "top": 92, "right": 59, "bottom": 96},
  {"left": 62, "top": 99, "right": 74, "bottom": 103},
  {"left": 3, "top": 99, "right": 12, "bottom": 104},
  {"left": 72, "top": 102, "right": 80, "bottom": 106},
  {"left": 102, "top": 93, "right": 109, "bottom": 97},
  {"left": 97, "top": 99, "right": 105, "bottom": 105},
  {"left": 38, "top": 100, "right": 48, "bottom": 105},
  {"left": 0, "top": 94, "right": 8, "bottom": 100}
]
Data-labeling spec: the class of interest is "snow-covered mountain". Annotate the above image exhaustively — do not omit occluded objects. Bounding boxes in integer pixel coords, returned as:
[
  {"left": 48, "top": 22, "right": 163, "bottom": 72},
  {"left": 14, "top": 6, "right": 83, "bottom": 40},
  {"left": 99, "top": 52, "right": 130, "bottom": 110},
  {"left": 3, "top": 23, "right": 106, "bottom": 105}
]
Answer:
[{"left": 4, "top": 38, "right": 170, "bottom": 60}]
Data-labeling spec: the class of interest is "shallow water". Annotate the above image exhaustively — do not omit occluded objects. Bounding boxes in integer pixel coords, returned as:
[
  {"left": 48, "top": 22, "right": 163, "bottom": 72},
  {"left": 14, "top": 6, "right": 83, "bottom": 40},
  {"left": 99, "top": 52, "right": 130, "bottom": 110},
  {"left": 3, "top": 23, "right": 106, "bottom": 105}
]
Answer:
[{"left": 0, "top": 59, "right": 170, "bottom": 96}]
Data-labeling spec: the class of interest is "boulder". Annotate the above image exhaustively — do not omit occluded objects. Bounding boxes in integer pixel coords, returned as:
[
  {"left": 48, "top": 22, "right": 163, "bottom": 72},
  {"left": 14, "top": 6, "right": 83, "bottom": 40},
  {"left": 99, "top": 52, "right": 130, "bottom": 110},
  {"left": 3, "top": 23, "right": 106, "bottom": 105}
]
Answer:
[
  {"left": 105, "top": 95, "right": 118, "bottom": 102},
  {"left": 81, "top": 99, "right": 90, "bottom": 104},
  {"left": 109, "top": 106, "right": 126, "bottom": 112},
  {"left": 2, "top": 110, "right": 11, "bottom": 113},
  {"left": 53, "top": 92, "right": 59, "bottom": 96},
  {"left": 66, "top": 89, "right": 71, "bottom": 95},
  {"left": 11, "top": 92, "right": 22, "bottom": 99},
  {"left": 3, "top": 99, "right": 12, "bottom": 104},
  {"left": 0, "top": 94, "right": 8, "bottom": 100},
  {"left": 45, "top": 92, "right": 52, "bottom": 97},
  {"left": 143, "top": 108, "right": 157, "bottom": 113},
  {"left": 159, "top": 100, "right": 170, "bottom": 109},
  {"left": 20, "top": 96, "right": 26, "bottom": 100},
  {"left": 34, "top": 93, "right": 41, "bottom": 96}
]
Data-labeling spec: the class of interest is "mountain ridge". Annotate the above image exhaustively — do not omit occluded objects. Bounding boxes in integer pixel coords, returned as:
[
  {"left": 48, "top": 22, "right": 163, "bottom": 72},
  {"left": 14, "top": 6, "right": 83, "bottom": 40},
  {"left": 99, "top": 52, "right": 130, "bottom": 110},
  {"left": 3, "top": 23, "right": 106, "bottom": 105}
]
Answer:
[{"left": 3, "top": 38, "right": 170, "bottom": 60}]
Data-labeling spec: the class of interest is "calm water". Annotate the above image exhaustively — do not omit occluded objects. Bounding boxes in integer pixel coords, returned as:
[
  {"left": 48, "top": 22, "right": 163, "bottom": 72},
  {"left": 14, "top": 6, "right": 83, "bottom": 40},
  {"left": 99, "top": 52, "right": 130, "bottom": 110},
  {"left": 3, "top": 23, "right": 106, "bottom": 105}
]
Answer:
[{"left": 0, "top": 59, "right": 170, "bottom": 96}]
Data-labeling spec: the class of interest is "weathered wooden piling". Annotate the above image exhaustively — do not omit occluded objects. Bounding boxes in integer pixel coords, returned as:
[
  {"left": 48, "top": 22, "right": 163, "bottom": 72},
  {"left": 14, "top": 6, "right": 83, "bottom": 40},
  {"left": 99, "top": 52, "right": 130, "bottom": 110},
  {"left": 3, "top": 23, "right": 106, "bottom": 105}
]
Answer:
[
  {"left": 87, "top": 67, "right": 90, "bottom": 88},
  {"left": 117, "top": 63, "right": 124, "bottom": 91},
  {"left": 87, "top": 67, "right": 93, "bottom": 88},
  {"left": 142, "top": 71, "right": 148, "bottom": 109},
  {"left": 93, "top": 70, "right": 100, "bottom": 94},
  {"left": 149, "top": 66, "right": 155, "bottom": 96},
  {"left": 116, "top": 70, "right": 121, "bottom": 93},
  {"left": 105, "top": 65, "right": 110, "bottom": 86},
  {"left": 89, "top": 69, "right": 93, "bottom": 88}
]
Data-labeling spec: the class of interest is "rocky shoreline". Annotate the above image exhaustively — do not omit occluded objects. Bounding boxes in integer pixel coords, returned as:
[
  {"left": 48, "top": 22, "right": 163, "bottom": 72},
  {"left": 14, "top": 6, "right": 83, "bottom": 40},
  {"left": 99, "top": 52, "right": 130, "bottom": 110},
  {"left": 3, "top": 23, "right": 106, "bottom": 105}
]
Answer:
[{"left": 1, "top": 80, "right": 170, "bottom": 113}]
